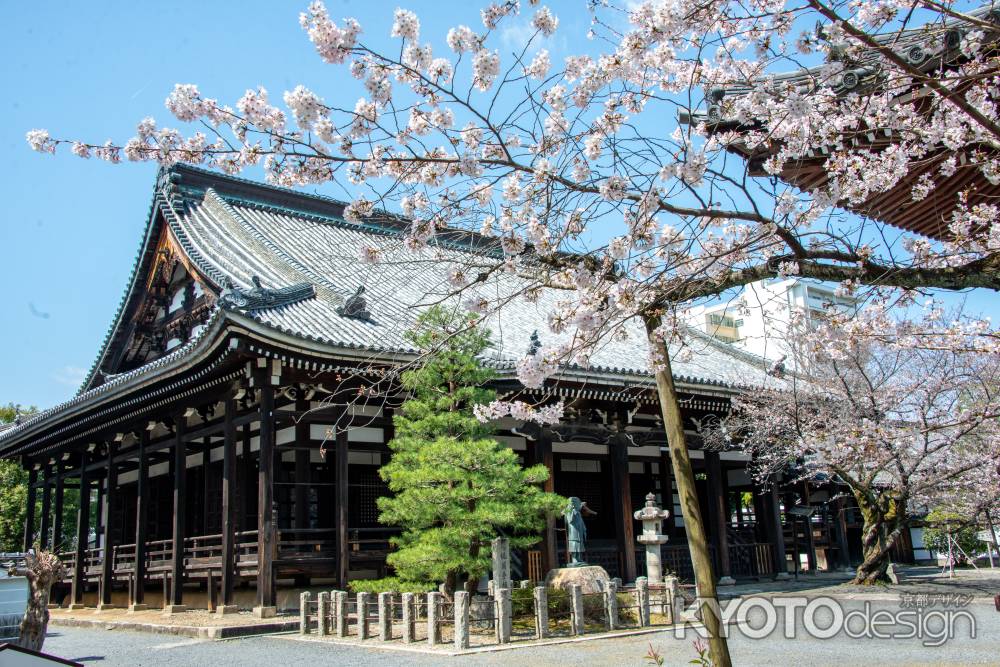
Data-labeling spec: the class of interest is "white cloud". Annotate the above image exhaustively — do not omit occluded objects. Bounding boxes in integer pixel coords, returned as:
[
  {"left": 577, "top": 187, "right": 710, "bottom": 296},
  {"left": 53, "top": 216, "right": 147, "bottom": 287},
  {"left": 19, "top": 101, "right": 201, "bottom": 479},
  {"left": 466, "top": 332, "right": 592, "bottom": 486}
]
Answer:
[
  {"left": 52, "top": 365, "right": 87, "bottom": 388},
  {"left": 499, "top": 19, "right": 567, "bottom": 57}
]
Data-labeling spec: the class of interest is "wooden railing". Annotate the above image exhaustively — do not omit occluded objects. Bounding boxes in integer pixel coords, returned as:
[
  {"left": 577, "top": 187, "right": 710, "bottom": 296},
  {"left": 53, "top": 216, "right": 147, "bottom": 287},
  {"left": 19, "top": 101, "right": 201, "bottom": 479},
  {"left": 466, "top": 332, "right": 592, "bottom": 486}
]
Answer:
[
  {"left": 728, "top": 543, "right": 774, "bottom": 579},
  {"left": 58, "top": 527, "right": 405, "bottom": 583}
]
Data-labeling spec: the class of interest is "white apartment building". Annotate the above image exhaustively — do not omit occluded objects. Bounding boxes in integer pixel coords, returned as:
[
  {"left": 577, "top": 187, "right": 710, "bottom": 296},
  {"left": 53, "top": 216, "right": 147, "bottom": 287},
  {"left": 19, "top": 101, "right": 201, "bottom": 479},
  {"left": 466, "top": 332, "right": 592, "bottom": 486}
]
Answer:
[{"left": 686, "top": 278, "right": 860, "bottom": 366}]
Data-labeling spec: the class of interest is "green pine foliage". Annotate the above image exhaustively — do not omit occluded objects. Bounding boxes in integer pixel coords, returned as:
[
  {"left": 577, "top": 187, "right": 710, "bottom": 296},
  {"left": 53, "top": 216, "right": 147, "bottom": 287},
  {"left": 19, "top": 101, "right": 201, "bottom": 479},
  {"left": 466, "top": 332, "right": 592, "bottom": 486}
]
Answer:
[
  {"left": 0, "top": 403, "right": 33, "bottom": 552},
  {"left": 375, "top": 307, "right": 565, "bottom": 594}
]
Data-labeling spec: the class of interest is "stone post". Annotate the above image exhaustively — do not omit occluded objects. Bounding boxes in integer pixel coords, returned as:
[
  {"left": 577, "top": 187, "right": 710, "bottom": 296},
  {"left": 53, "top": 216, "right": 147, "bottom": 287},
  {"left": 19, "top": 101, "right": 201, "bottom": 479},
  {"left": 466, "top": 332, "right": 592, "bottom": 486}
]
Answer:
[
  {"left": 378, "top": 592, "right": 392, "bottom": 640},
  {"left": 636, "top": 576, "right": 651, "bottom": 626},
  {"left": 519, "top": 579, "right": 531, "bottom": 589},
  {"left": 427, "top": 592, "right": 441, "bottom": 646},
  {"left": 605, "top": 580, "right": 619, "bottom": 630},
  {"left": 317, "top": 592, "right": 330, "bottom": 636},
  {"left": 300, "top": 592, "right": 312, "bottom": 634},
  {"left": 569, "top": 583, "right": 585, "bottom": 635},
  {"left": 454, "top": 590, "right": 470, "bottom": 650},
  {"left": 334, "top": 591, "right": 348, "bottom": 637},
  {"left": 495, "top": 588, "right": 512, "bottom": 644},
  {"left": 356, "top": 592, "right": 370, "bottom": 640},
  {"left": 634, "top": 492, "right": 670, "bottom": 585},
  {"left": 402, "top": 592, "right": 415, "bottom": 643},
  {"left": 491, "top": 536, "right": 512, "bottom": 592},
  {"left": 533, "top": 585, "right": 548, "bottom": 639},
  {"left": 665, "top": 575, "right": 684, "bottom": 625}
]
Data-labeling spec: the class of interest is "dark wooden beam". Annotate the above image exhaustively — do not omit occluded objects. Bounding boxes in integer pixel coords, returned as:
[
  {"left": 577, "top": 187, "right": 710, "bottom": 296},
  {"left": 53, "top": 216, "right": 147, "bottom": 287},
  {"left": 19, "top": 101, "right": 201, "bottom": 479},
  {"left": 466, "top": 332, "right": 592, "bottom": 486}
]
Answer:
[
  {"left": 833, "top": 497, "right": 851, "bottom": 569},
  {"left": 659, "top": 449, "right": 675, "bottom": 539},
  {"left": 336, "top": 426, "right": 349, "bottom": 589},
  {"left": 705, "top": 451, "right": 732, "bottom": 581},
  {"left": 609, "top": 433, "right": 637, "bottom": 582},
  {"left": 801, "top": 480, "right": 817, "bottom": 572},
  {"left": 256, "top": 384, "right": 277, "bottom": 612},
  {"left": 220, "top": 396, "right": 237, "bottom": 608},
  {"left": 39, "top": 465, "right": 52, "bottom": 551},
  {"left": 23, "top": 468, "right": 37, "bottom": 552},
  {"left": 53, "top": 464, "right": 65, "bottom": 552},
  {"left": 294, "top": 399, "right": 310, "bottom": 532},
  {"left": 134, "top": 429, "right": 149, "bottom": 607},
  {"left": 534, "top": 432, "right": 557, "bottom": 574},
  {"left": 765, "top": 484, "right": 788, "bottom": 576},
  {"left": 170, "top": 418, "right": 187, "bottom": 607},
  {"left": 71, "top": 454, "right": 90, "bottom": 606},
  {"left": 100, "top": 443, "right": 118, "bottom": 606},
  {"left": 201, "top": 437, "right": 211, "bottom": 536}
]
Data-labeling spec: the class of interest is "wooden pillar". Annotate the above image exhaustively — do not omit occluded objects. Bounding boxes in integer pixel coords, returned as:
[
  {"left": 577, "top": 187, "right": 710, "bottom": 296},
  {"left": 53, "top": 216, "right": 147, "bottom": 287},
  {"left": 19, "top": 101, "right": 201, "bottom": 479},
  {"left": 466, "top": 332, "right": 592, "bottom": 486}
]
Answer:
[
  {"left": 294, "top": 398, "right": 310, "bottom": 531},
  {"left": 336, "top": 427, "right": 349, "bottom": 589},
  {"left": 100, "top": 443, "right": 118, "bottom": 606},
  {"left": 659, "top": 449, "right": 675, "bottom": 539},
  {"left": 71, "top": 453, "right": 91, "bottom": 606},
  {"left": 609, "top": 432, "right": 637, "bottom": 582},
  {"left": 766, "top": 485, "right": 788, "bottom": 576},
  {"left": 705, "top": 451, "right": 732, "bottom": 581},
  {"left": 94, "top": 477, "right": 104, "bottom": 549},
  {"left": 801, "top": 481, "right": 817, "bottom": 572},
  {"left": 170, "top": 418, "right": 187, "bottom": 607},
  {"left": 40, "top": 465, "right": 52, "bottom": 551},
  {"left": 832, "top": 497, "right": 851, "bottom": 569},
  {"left": 133, "top": 428, "right": 150, "bottom": 607},
  {"left": 220, "top": 397, "right": 237, "bottom": 608},
  {"left": 202, "top": 437, "right": 212, "bottom": 536},
  {"left": 256, "top": 384, "right": 277, "bottom": 613},
  {"left": 534, "top": 431, "right": 557, "bottom": 574},
  {"left": 53, "top": 464, "right": 65, "bottom": 551},
  {"left": 23, "top": 467, "right": 37, "bottom": 552}
]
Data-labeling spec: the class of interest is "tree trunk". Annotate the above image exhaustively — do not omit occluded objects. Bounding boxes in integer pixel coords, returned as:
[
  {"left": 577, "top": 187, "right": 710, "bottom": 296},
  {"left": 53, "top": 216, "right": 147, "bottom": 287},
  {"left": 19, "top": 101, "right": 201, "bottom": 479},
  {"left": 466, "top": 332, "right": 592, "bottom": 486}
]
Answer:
[
  {"left": 851, "top": 493, "right": 903, "bottom": 585},
  {"left": 15, "top": 552, "right": 66, "bottom": 653},
  {"left": 646, "top": 318, "right": 733, "bottom": 667}
]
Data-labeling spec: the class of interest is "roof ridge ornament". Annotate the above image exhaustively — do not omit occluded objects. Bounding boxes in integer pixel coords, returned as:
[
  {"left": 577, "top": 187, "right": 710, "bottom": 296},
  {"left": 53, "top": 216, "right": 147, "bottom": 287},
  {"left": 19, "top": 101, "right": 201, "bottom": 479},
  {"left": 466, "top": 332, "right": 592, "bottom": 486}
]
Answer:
[
  {"left": 528, "top": 330, "right": 542, "bottom": 355},
  {"left": 336, "top": 285, "right": 373, "bottom": 322},
  {"left": 218, "top": 275, "right": 315, "bottom": 312}
]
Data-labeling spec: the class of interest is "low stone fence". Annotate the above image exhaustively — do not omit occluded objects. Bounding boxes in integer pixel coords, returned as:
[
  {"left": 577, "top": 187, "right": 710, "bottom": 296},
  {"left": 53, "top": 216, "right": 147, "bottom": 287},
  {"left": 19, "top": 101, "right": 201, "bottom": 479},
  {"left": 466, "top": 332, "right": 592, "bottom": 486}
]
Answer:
[{"left": 299, "top": 576, "right": 684, "bottom": 649}]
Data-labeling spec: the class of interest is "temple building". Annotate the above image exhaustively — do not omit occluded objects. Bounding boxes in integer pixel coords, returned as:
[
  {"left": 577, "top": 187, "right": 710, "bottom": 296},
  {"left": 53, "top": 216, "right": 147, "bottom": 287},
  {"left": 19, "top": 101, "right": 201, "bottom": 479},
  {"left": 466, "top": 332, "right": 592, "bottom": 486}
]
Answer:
[{"left": 0, "top": 165, "right": 870, "bottom": 614}]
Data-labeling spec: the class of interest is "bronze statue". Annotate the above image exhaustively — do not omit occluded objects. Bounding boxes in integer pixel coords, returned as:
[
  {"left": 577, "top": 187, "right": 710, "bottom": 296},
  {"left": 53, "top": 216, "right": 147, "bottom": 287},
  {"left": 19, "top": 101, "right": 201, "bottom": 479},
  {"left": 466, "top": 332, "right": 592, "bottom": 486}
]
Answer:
[{"left": 564, "top": 496, "right": 597, "bottom": 567}]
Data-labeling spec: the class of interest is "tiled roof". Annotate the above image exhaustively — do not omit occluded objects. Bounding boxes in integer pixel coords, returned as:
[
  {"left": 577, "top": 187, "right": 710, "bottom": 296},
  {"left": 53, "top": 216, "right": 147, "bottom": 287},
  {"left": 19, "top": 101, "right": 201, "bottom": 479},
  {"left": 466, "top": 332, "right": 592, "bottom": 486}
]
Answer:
[
  {"left": 164, "top": 165, "right": 782, "bottom": 388},
  {"left": 0, "top": 164, "right": 787, "bottom": 452}
]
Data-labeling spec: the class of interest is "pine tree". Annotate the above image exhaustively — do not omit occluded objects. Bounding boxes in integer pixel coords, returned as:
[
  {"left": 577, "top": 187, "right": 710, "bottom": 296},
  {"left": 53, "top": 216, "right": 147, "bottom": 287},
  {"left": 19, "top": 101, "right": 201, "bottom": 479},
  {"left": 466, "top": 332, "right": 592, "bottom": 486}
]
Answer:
[{"left": 376, "top": 307, "right": 565, "bottom": 596}]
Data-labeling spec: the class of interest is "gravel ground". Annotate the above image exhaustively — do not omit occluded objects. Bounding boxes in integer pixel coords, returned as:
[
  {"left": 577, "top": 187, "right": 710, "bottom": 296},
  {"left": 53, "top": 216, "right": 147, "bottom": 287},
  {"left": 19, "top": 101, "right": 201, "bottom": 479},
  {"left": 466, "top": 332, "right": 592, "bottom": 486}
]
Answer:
[{"left": 41, "top": 594, "right": 1000, "bottom": 667}]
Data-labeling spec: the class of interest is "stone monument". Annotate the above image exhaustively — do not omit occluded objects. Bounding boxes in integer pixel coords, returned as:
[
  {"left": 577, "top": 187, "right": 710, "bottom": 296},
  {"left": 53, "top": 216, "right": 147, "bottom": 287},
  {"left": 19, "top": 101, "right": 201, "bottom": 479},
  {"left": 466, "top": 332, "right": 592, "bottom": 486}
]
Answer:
[{"left": 634, "top": 492, "right": 670, "bottom": 584}]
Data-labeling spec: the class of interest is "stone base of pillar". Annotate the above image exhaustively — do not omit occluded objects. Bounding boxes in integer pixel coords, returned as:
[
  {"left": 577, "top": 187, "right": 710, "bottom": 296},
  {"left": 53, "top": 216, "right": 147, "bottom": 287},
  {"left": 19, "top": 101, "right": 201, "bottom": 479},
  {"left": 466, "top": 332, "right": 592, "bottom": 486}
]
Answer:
[
  {"left": 95, "top": 604, "right": 119, "bottom": 612},
  {"left": 163, "top": 605, "right": 188, "bottom": 615},
  {"left": 253, "top": 605, "right": 277, "bottom": 619},
  {"left": 774, "top": 572, "right": 791, "bottom": 580},
  {"left": 216, "top": 604, "right": 240, "bottom": 615},
  {"left": 66, "top": 603, "right": 86, "bottom": 611},
  {"left": 127, "top": 604, "right": 148, "bottom": 613},
  {"left": 717, "top": 576, "right": 736, "bottom": 586}
]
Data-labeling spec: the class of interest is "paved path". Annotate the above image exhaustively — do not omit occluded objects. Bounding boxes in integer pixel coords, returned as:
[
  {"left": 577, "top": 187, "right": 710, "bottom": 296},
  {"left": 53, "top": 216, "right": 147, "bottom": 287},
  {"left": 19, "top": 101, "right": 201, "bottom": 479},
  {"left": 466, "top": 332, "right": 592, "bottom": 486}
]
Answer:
[{"left": 41, "top": 594, "right": 1000, "bottom": 666}]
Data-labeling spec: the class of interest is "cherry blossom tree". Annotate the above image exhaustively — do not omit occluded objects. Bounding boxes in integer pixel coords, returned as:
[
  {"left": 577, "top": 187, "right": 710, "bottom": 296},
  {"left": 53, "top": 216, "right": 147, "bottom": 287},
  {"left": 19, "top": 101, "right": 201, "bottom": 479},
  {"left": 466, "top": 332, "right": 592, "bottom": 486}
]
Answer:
[
  {"left": 705, "top": 309, "right": 1000, "bottom": 584},
  {"left": 26, "top": 2, "right": 1000, "bottom": 663}
]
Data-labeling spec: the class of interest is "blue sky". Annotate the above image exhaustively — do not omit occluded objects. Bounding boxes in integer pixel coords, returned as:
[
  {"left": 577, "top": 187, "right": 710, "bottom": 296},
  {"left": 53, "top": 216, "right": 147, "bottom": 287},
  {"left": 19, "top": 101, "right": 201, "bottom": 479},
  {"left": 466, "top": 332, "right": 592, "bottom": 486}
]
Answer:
[
  {"left": 0, "top": 0, "right": 570, "bottom": 410},
  {"left": 1, "top": 1, "right": 997, "bottom": 410}
]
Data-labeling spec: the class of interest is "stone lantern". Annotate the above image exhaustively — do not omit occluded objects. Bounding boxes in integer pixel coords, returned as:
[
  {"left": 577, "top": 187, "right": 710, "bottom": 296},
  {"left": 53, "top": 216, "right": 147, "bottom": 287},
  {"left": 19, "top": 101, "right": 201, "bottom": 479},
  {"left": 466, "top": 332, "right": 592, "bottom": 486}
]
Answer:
[{"left": 634, "top": 492, "right": 670, "bottom": 584}]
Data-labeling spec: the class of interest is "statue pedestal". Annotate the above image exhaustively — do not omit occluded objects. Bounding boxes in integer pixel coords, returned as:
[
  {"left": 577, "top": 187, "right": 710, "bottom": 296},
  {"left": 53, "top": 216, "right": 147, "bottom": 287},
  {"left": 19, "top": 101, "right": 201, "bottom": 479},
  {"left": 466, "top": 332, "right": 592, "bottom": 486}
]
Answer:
[{"left": 544, "top": 565, "right": 611, "bottom": 594}]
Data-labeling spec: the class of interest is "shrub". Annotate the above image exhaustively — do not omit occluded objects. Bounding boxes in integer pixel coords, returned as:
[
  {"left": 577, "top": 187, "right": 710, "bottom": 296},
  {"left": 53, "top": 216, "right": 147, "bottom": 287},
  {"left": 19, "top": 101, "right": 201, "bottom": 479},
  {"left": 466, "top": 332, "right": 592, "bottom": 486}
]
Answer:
[{"left": 348, "top": 577, "right": 437, "bottom": 594}]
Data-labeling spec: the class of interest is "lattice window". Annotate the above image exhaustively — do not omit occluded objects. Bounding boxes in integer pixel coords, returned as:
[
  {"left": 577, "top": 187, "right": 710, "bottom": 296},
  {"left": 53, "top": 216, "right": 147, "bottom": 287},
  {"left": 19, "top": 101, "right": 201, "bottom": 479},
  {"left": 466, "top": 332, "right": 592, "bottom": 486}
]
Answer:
[{"left": 349, "top": 465, "right": 389, "bottom": 528}]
